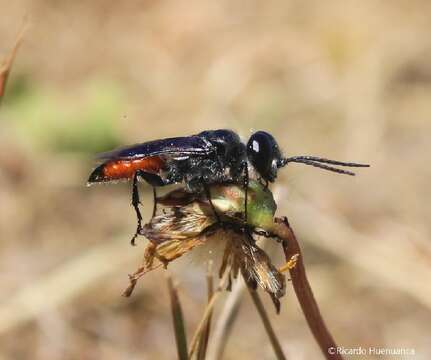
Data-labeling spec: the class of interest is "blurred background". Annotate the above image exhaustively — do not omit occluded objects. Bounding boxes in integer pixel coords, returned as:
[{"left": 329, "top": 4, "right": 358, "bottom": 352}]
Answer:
[{"left": 1, "top": 1, "right": 431, "bottom": 359}]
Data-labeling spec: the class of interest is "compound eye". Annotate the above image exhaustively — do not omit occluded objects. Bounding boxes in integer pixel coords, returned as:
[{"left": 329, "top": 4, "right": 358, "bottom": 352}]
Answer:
[{"left": 247, "top": 132, "right": 273, "bottom": 179}]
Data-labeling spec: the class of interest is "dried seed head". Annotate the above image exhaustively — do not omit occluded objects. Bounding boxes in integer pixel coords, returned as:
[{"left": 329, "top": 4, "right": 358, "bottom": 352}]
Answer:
[{"left": 126, "top": 180, "right": 285, "bottom": 305}]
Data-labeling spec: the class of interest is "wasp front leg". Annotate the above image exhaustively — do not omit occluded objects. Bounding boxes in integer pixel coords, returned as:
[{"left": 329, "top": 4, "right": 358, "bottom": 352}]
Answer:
[
  {"left": 201, "top": 180, "right": 221, "bottom": 223},
  {"left": 242, "top": 161, "right": 249, "bottom": 225}
]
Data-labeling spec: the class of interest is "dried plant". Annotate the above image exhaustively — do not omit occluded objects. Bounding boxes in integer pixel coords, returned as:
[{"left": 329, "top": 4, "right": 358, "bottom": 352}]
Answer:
[
  {"left": 124, "top": 181, "right": 287, "bottom": 309},
  {"left": 123, "top": 181, "right": 342, "bottom": 359}
]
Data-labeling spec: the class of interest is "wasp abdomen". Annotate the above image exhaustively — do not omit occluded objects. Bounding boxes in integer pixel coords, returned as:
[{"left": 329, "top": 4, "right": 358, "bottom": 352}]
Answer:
[{"left": 88, "top": 156, "right": 165, "bottom": 183}]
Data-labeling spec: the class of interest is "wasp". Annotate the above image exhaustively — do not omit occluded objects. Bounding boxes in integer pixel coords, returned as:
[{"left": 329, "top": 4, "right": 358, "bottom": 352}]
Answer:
[{"left": 88, "top": 129, "right": 369, "bottom": 244}]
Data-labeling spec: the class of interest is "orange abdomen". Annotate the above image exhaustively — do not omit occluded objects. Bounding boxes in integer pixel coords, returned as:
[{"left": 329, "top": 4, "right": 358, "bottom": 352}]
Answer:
[{"left": 103, "top": 156, "right": 165, "bottom": 180}]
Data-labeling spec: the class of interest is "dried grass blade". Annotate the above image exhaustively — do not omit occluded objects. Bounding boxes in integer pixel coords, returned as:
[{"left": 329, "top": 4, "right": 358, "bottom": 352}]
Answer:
[
  {"left": 188, "top": 269, "right": 230, "bottom": 359},
  {"left": 167, "top": 275, "right": 188, "bottom": 360},
  {"left": 206, "top": 279, "right": 245, "bottom": 360},
  {"left": 248, "top": 288, "right": 287, "bottom": 360},
  {"left": 197, "top": 264, "right": 214, "bottom": 360}
]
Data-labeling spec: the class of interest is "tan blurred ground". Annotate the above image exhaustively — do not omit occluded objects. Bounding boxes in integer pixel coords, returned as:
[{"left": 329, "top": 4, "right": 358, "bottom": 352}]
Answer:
[{"left": 1, "top": 1, "right": 431, "bottom": 359}]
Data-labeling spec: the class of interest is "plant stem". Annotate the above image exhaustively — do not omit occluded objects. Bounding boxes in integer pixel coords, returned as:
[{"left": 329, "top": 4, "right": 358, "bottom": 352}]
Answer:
[
  {"left": 272, "top": 217, "right": 343, "bottom": 360},
  {"left": 197, "top": 263, "right": 214, "bottom": 360},
  {"left": 167, "top": 274, "right": 188, "bottom": 360},
  {"left": 248, "top": 288, "right": 287, "bottom": 360},
  {"left": 188, "top": 269, "right": 230, "bottom": 359},
  {"left": 206, "top": 279, "right": 244, "bottom": 360}
]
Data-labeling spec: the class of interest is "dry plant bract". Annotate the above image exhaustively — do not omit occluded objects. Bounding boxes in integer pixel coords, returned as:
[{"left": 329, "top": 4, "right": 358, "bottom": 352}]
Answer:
[{"left": 124, "top": 180, "right": 287, "bottom": 311}]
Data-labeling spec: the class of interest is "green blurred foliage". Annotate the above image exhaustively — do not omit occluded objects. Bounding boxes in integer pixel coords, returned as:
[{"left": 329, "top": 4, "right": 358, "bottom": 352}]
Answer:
[{"left": 2, "top": 76, "right": 124, "bottom": 154}]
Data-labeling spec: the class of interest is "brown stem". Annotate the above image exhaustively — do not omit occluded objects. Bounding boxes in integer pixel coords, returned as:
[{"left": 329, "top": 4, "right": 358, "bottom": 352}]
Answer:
[{"left": 272, "top": 217, "right": 343, "bottom": 360}]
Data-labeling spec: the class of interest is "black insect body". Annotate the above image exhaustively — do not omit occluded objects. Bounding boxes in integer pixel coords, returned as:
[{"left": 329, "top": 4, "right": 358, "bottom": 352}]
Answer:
[
  {"left": 88, "top": 129, "right": 369, "bottom": 244},
  {"left": 88, "top": 130, "right": 249, "bottom": 244}
]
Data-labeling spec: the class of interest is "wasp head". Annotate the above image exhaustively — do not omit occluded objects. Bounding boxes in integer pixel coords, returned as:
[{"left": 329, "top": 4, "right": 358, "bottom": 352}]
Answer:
[{"left": 247, "top": 131, "right": 283, "bottom": 183}]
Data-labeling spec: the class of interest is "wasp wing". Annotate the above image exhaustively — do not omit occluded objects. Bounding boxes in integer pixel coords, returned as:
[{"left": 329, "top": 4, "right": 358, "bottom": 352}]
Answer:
[
  {"left": 88, "top": 135, "right": 213, "bottom": 183},
  {"left": 97, "top": 135, "right": 212, "bottom": 160}
]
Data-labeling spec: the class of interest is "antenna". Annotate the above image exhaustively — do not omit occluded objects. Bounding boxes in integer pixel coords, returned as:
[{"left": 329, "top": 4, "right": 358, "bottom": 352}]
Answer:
[{"left": 278, "top": 156, "right": 370, "bottom": 176}]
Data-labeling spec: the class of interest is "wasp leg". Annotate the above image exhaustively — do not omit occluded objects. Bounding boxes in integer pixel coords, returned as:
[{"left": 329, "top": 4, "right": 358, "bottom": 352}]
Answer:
[
  {"left": 202, "top": 180, "right": 221, "bottom": 223},
  {"left": 152, "top": 187, "right": 158, "bottom": 217},
  {"left": 243, "top": 161, "right": 249, "bottom": 225},
  {"left": 130, "top": 171, "right": 143, "bottom": 246},
  {"left": 252, "top": 229, "right": 282, "bottom": 241},
  {"left": 134, "top": 171, "right": 164, "bottom": 235}
]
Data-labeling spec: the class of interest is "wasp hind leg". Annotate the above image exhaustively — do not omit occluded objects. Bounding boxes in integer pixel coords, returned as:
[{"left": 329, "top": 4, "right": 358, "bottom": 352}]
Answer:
[
  {"left": 131, "top": 171, "right": 163, "bottom": 245},
  {"left": 130, "top": 172, "right": 143, "bottom": 246},
  {"left": 138, "top": 171, "right": 164, "bottom": 220}
]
